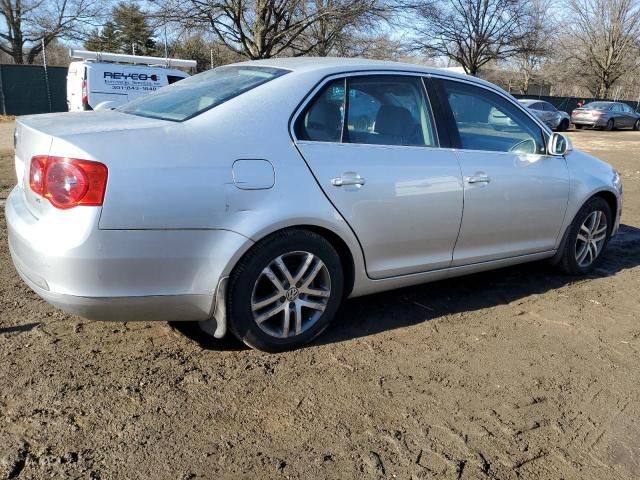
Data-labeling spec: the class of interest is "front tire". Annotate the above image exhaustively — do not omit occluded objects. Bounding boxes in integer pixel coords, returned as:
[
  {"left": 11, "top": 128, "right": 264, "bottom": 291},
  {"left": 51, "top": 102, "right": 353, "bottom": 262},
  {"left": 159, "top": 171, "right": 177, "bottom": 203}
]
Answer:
[
  {"left": 557, "top": 197, "right": 612, "bottom": 275},
  {"left": 575, "top": 124, "right": 584, "bottom": 129},
  {"left": 558, "top": 119, "right": 569, "bottom": 131},
  {"left": 227, "top": 229, "right": 344, "bottom": 352},
  {"left": 634, "top": 119, "right": 640, "bottom": 131}
]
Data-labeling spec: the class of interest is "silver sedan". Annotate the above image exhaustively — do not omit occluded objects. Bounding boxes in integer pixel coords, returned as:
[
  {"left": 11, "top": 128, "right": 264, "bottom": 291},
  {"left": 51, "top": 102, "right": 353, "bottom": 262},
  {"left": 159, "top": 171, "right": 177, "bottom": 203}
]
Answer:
[
  {"left": 571, "top": 101, "right": 640, "bottom": 130},
  {"left": 518, "top": 99, "right": 571, "bottom": 131},
  {"left": 6, "top": 58, "right": 623, "bottom": 351}
]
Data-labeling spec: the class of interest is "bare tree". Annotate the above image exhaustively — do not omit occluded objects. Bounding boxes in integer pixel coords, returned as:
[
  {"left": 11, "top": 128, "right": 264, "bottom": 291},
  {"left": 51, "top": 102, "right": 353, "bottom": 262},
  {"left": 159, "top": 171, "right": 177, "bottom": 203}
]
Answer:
[
  {"left": 156, "top": 0, "right": 378, "bottom": 59},
  {"left": 512, "top": 0, "right": 553, "bottom": 93},
  {"left": 333, "top": 33, "right": 403, "bottom": 59},
  {"left": 301, "top": 0, "right": 387, "bottom": 56},
  {"left": 0, "top": 0, "right": 100, "bottom": 64},
  {"left": 403, "top": 0, "right": 529, "bottom": 76},
  {"left": 567, "top": 0, "right": 640, "bottom": 98}
]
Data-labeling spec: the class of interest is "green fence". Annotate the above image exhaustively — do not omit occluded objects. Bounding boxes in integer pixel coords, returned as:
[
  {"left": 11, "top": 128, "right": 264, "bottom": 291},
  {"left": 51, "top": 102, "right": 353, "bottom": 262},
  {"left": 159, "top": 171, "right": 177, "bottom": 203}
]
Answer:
[{"left": 0, "top": 64, "right": 67, "bottom": 116}]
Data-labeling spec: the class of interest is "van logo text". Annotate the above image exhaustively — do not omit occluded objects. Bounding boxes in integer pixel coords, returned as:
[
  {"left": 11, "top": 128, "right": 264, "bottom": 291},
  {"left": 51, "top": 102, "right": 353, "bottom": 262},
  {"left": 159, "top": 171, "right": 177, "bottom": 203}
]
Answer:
[{"left": 104, "top": 72, "right": 158, "bottom": 81}]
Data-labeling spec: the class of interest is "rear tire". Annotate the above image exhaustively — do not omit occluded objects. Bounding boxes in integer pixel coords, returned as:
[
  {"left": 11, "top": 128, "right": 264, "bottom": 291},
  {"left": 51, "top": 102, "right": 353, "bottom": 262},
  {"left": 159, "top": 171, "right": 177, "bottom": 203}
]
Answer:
[
  {"left": 606, "top": 119, "right": 614, "bottom": 131},
  {"left": 575, "top": 124, "right": 584, "bottom": 129},
  {"left": 227, "top": 229, "right": 344, "bottom": 352},
  {"left": 556, "top": 197, "right": 612, "bottom": 275}
]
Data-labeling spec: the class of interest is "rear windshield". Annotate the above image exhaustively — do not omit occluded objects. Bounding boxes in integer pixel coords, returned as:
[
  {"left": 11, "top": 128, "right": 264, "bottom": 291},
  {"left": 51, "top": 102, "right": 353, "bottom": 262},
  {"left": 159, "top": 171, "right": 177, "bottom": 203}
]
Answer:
[
  {"left": 119, "top": 66, "right": 288, "bottom": 121},
  {"left": 584, "top": 102, "right": 612, "bottom": 110}
]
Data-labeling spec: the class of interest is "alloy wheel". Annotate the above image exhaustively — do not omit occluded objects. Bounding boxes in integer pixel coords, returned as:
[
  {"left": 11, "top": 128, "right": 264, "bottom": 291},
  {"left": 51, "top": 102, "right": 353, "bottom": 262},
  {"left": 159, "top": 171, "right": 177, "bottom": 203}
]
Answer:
[
  {"left": 575, "top": 210, "right": 608, "bottom": 268},
  {"left": 251, "top": 251, "right": 331, "bottom": 338}
]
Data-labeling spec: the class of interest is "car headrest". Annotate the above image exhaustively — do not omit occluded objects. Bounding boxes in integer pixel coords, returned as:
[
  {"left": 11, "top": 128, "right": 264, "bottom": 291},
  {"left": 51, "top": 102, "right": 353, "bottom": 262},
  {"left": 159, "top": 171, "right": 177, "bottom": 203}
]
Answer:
[
  {"left": 374, "top": 105, "right": 415, "bottom": 137},
  {"left": 307, "top": 101, "right": 341, "bottom": 135}
]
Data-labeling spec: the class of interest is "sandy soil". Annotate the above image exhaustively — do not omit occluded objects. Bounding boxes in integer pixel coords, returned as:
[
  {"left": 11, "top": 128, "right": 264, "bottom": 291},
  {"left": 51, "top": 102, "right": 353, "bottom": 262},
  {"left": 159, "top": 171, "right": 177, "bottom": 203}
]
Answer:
[{"left": 1, "top": 126, "right": 639, "bottom": 479}]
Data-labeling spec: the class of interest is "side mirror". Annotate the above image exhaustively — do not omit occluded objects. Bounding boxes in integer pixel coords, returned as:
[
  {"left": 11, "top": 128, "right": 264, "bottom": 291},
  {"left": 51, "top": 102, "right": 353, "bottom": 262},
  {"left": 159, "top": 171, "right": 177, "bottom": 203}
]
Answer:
[
  {"left": 94, "top": 101, "right": 116, "bottom": 111},
  {"left": 548, "top": 132, "right": 572, "bottom": 156}
]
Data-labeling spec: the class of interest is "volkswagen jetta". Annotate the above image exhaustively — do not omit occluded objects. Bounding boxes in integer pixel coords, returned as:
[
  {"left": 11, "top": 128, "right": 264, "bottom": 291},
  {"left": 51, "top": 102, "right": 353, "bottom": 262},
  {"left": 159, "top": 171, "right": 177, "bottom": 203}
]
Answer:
[{"left": 6, "top": 58, "right": 623, "bottom": 351}]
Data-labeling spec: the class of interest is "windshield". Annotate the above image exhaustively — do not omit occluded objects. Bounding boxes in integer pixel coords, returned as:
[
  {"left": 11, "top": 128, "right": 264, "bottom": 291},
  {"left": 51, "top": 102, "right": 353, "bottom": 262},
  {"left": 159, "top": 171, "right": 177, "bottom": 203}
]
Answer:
[
  {"left": 119, "top": 66, "right": 288, "bottom": 121},
  {"left": 583, "top": 102, "right": 612, "bottom": 111}
]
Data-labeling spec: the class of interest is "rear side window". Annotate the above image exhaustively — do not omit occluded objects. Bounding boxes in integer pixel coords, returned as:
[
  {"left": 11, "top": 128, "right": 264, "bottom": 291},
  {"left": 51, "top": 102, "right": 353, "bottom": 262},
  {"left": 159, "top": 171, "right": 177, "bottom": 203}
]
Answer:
[
  {"left": 167, "top": 75, "right": 185, "bottom": 84},
  {"left": 441, "top": 80, "right": 545, "bottom": 154},
  {"left": 119, "top": 66, "right": 288, "bottom": 121},
  {"left": 295, "top": 79, "right": 345, "bottom": 142}
]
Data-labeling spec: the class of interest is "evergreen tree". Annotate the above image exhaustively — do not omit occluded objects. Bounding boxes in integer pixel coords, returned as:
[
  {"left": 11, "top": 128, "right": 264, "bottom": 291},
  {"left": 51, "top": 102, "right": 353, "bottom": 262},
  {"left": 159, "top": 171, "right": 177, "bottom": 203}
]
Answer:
[
  {"left": 83, "top": 3, "right": 156, "bottom": 55},
  {"left": 85, "top": 22, "right": 121, "bottom": 52},
  {"left": 113, "top": 3, "right": 156, "bottom": 55}
]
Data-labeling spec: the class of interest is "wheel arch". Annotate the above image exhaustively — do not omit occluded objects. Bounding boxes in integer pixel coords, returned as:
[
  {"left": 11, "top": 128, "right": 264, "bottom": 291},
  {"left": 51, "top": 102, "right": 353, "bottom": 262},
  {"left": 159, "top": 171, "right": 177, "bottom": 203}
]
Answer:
[
  {"left": 593, "top": 190, "right": 618, "bottom": 221},
  {"left": 551, "top": 189, "right": 618, "bottom": 265},
  {"left": 227, "top": 224, "right": 358, "bottom": 298}
]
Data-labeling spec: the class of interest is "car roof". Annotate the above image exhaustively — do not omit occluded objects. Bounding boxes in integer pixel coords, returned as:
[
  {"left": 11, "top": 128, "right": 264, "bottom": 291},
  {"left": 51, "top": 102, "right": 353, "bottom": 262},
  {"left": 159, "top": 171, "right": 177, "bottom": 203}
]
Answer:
[{"left": 226, "top": 57, "right": 502, "bottom": 92}]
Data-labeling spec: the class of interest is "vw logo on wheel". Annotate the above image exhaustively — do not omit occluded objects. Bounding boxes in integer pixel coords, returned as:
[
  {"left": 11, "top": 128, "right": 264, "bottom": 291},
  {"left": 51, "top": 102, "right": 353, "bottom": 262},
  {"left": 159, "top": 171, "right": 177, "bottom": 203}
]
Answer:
[{"left": 285, "top": 287, "right": 299, "bottom": 302}]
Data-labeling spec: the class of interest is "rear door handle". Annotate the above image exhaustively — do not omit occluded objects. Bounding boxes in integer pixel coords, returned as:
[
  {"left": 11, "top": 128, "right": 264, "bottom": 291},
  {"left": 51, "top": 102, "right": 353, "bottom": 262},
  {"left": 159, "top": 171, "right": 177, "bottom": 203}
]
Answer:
[
  {"left": 331, "top": 174, "right": 366, "bottom": 187},
  {"left": 465, "top": 174, "right": 491, "bottom": 184}
]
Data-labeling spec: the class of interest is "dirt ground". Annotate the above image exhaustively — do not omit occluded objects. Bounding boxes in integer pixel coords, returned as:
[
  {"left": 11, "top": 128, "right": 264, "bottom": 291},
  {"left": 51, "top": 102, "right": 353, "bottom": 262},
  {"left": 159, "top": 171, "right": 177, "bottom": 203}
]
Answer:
[{"left": 1, "top": 125, "right": 639, "bottom": 480}]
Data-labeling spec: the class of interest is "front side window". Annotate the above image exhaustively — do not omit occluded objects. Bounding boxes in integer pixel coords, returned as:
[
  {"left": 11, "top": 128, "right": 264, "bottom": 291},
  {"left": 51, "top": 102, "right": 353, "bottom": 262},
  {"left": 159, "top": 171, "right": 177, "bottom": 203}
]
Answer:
[
  {"left": 441, "top": 80, "right": 545, "bottom": 155},
  {"left": 120, "top": 66, "right": 288, "bottom": 121},
  {"left": 542, "top": 102, "right": 556, "bottom": 112},
  {"left": 295, "top": 75, "right": 437, "bottom": 147}
]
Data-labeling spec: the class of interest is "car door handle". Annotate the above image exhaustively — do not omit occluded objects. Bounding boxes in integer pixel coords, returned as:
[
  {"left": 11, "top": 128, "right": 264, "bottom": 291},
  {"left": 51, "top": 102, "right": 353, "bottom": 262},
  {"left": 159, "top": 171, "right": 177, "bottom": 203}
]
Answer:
[
  {"left": 465, "top": 174, "right": 491, "bottom": 184},
  {"left": 331, "top": 175, "right": 366, "bottom": 187}
]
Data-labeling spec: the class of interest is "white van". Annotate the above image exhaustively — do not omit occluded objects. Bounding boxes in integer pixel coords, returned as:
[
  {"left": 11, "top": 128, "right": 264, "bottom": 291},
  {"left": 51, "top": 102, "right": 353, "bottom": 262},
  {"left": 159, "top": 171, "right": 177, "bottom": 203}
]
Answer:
[{"left": 67, "top": 49, "right": 196, "bottom": 112}]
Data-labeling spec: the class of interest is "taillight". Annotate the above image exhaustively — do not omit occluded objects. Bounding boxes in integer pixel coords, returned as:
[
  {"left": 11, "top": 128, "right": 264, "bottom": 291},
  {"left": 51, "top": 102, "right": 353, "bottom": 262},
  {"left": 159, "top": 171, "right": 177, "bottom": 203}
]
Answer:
[
  {"left": 81, "top": 79, "right": 88, "bottom": 109},
  {"left": 29, "top": 156, "right": 108, "bottom": 209},
  {"left": 29, "top": 155, "right": 47, "bottom": 195}
]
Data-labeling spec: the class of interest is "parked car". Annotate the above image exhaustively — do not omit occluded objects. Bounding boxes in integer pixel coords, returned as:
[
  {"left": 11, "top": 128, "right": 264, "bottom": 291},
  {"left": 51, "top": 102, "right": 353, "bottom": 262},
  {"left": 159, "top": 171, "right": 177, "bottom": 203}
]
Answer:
[
  {"left": 487, "top": 106, "right": 518, "bottom": 129},
  {"left": 7, "top": 58, "right": 623, "bottom": 352},
  {"left": 571, "top": 101, "right": 640, "bottom": 130},
  {"left": 518, "top": 99, "right": 570, "bottom": 131}
]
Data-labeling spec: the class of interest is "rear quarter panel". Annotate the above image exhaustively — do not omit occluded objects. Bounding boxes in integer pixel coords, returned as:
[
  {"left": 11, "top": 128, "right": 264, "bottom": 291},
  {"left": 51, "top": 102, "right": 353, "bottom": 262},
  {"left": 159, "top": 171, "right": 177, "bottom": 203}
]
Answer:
[{"left": 87, "top": 70, "right": 366, "bottom": 281}]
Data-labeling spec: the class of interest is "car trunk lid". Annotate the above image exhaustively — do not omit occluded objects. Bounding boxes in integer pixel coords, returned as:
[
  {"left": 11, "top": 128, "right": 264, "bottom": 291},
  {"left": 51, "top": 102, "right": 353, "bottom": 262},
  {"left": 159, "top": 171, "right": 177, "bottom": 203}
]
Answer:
[{"left": 15, "top": 111, "right": 171, "bottom": 219}]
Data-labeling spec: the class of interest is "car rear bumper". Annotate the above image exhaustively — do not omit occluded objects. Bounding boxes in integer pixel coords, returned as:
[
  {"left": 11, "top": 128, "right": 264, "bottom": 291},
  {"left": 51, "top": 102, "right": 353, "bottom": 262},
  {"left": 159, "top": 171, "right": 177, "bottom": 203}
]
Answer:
[
  {"left": 6, "top": 186, "right": 250, "bottom": 323},
  {"left": 571, "top": 118, "right": 606, "bottom": 127}
]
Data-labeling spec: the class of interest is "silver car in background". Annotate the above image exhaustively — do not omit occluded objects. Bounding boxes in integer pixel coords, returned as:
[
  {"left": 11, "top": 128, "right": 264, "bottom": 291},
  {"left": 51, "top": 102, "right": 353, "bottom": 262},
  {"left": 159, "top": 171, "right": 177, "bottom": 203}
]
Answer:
[
  {"left": 6, "top": 58, "right": 623, "bottom": 351},
  {"left": 518, "top": 99, "right": 571, "bottom": 131},
  {"left": 571, "top": 101, "right": 640, "bottom": 130}
]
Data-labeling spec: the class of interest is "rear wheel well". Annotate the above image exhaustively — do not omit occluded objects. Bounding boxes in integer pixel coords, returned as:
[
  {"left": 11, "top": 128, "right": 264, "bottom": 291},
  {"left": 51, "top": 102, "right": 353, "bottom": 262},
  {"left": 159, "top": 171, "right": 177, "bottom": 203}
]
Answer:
[
  {"left": 245, "top": 226, "right": 356, "bottom": 298},
  {"left": 296, "top": 225, "right": 355, "bottom": 298}
]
